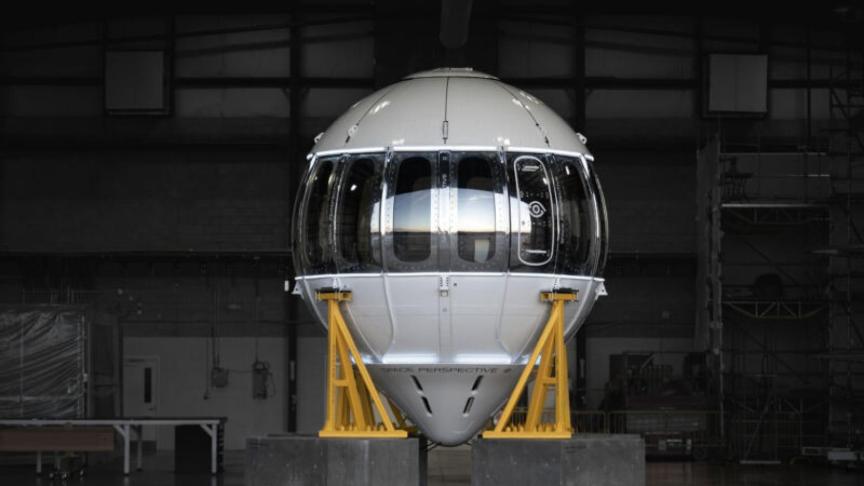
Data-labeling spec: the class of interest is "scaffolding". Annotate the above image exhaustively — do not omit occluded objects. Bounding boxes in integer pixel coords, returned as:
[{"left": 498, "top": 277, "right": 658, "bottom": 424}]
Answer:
[
  {"left": 702, "top": 144, "right": 832, "bottom": 461},
  {"left": 698, "top": 42, "right": 864, "bottom": 459},
  {"left": 824, "top": 45, "right": 864, "bottom": 447}
]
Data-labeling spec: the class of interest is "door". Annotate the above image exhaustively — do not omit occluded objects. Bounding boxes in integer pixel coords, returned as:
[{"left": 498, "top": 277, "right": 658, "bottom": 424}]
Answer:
[{"left": 123, "top": 356, "right": 159, "bottom": 441}]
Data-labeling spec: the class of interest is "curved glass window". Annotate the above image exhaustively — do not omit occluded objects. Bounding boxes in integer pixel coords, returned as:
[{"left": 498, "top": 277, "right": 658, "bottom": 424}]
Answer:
[
  {"left": 554, "top": 157, "right": 593, "bottom": 275},
  {"left": 300, "top": 158, "right": 336, "bottom": 274},
  {"left": 391, "top": 156, "right": 434, "bottom": 264},
  {"left": 335, "top": 156, "right": 383, "bottom": 273},
  {"left": 513, "top": 156, "right": 554, "bottom": 266},
  {"left": 587, "top": 161, "right": 609, "bottom": 276},
  {"left": 455, "top": 155, "right": 497, "bottom": 266}
]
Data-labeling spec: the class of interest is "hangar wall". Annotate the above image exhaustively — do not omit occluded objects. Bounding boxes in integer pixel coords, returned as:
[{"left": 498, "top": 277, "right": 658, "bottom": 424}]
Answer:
[
  {"left": 124, "top": 337, "right": 287, "bottom": 450},
  {"left": 1, "top": 151, "right": 292, "bottom": 252},
  {"left": 1, "top": 5, "right": 857, "bottom": 448}
]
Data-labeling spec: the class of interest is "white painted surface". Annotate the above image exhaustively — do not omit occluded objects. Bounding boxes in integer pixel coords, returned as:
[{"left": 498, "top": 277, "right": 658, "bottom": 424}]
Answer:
[
  {"left": 123, "top": 337, "right": 287, "bottom": 450},
  {"left": 310, "top": 68, "right": 591, "bottom": 155},
  {"left": 123, "top": 356, "right": 159, "bottom": 441}
]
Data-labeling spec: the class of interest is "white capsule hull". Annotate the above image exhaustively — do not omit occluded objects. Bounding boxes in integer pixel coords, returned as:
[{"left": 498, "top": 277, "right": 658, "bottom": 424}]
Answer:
[
  {"left": 291, "top": 68, "right": 609, "bottom": 444},
  {"left": 296, "top": 272, "right": 605, "bottom": 444}
]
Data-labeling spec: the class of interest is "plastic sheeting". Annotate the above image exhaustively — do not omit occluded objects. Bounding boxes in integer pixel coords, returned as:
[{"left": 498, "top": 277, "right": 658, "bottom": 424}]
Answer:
[{"left": 0, "top": 307, "right": 86, "bottom": 418}]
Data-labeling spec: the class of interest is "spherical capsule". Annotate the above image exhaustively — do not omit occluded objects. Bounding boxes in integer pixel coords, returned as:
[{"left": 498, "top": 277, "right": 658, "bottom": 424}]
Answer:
[{"left": 292, "top": 68, "right": 608, "bottom": 445}]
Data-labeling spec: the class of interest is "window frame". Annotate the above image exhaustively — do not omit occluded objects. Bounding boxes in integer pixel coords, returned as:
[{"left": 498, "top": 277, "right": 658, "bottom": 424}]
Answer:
[
  {"left": 294, "top": 149, "right": 604, "bottom": 277},
  {"left": 332, "top": 154, "right": 385, "bottom": 274},
  {"left": 296, "top": 156, "right": 338, "bottom": 275},
  {"left": 449, "top": 151, "right": 508, "bottom": 272},
  {"left": 382, "top": 152, "right": 440, "bottom": 272},
  {"left": 510, "top": 154, "right": 557, "bottom": 268},
  {"left": 550, "top": 154, "right": 596, "bottom": 276},
  {"left": 584, "top": 156, "right": 609, "bottom": 276}
]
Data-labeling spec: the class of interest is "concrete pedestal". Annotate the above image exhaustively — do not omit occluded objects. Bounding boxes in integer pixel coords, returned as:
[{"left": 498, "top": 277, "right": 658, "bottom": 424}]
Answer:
[
  {"left": 245, "top": 435, "right": 426, "bottom": 486},
  {"left": 472, "top": 434, "right": 645, "bottom": 486}
]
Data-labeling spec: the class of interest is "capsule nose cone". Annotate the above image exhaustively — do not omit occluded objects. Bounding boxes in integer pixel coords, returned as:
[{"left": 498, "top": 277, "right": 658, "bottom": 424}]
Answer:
[{"left": 369, "top": 365, "right": 521, "bottom": 446}]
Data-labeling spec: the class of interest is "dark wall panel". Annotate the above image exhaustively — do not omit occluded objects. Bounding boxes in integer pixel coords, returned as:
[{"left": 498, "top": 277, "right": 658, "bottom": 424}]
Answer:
[{"left": 1, "top": 149, "right": 292, "bottom": 252}]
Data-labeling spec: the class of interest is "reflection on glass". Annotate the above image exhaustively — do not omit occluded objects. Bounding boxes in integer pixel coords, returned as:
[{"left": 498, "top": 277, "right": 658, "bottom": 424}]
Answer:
[
  {"left": 303, "top": 159, "right": 335, "bottom": 273},
  {"left": 514, "top": 156, "right": 553, "bottom": 265},
  {"left": 556, "top": 158, "right": 592, "bottom": 274},
  {"left": 393, "top": 157, "right": 432, "bottom": 262},
  {"left": 457, "top": 156, "right": 496, "bottom": 264},
  {"left": 297, "top": 151, "right": 604, "bottom": 277},
  {"left": 587, "top": 162, "right": 609, "bottom": 275},
  {"left": 337, "top": 157, "right": 382, "bottom": 272}
]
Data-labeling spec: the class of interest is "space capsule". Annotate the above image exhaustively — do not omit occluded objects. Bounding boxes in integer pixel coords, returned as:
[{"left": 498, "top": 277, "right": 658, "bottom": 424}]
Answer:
[{"left": 292, "top": 68, "right": 608, "bottom": 445}]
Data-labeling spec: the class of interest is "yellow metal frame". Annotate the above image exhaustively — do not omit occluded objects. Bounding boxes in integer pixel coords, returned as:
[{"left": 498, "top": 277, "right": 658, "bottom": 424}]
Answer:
[
  {"left": 317, "top": 290, "right": 408, "bottom": 438},
  {"left": 484, "top": 290, "right": 577, "bottom": 439}
]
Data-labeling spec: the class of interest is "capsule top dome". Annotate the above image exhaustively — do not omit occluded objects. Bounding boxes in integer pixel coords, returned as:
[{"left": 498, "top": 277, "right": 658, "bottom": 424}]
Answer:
[
  {"left": 311, "top": 67, "right": 591, "bottom": 156},
  {"left": 402, "top": 67, "right": 498, "bottom": 80}
]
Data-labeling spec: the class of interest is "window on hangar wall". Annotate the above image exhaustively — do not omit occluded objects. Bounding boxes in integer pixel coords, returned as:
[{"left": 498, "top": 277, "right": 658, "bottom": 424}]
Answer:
[
  {"left": 704, "top": 53, "right": 768, "bottom": 117},
  {"left": 104, "top": 50, "right": 171, "bottom": 115}
]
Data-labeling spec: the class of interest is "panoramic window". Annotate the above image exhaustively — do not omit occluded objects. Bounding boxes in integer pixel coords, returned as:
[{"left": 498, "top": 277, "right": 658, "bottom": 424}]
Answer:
[
  {"left": 302, "top": 158, "right": 335, "bottom": 273},
  {"left": 392, "top": 156, "right": 433, "bottom": 263},
  {"left": 555, "top": 158, "right": 592, "bottom": 275},
  {"left": 455, "top": 155, "right": 497, "bottom": 265},
  {"left": 336, "top": 157, "right": 382, "bottom": 273},
  {"left": 587, "top": 162, "right": 609, "bottom": 276},
  {"left": 514, "top": 156, "right": 554, "bottom": 266}
]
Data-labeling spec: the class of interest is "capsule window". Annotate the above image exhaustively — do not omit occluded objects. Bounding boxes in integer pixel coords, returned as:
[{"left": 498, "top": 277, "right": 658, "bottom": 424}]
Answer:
[
  {"left": 300, "top": 158, "right": 336, "bottom": 274},
  {"left": 455, "top": 155, "right": 497, "bottom": 267},
  {"left": 554, "top": 158, "right": 592, "bottom": 275},
  {"left": 513, "top": 156, "right": 554, "bottom": 266},
  {"left": 392, "top": 156, "right": 433, "bottom": 263},
  {"left": 587, "top": 161, "right": 609, "bottom": 276},
  {"left": 335, "top": 157, "right": 383, "bottom": 273}
]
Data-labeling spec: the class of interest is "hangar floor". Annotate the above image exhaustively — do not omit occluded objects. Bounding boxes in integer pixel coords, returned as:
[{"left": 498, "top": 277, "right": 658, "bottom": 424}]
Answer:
[{"left": 0, "top": 448, "right": 862, "bottom": 485}]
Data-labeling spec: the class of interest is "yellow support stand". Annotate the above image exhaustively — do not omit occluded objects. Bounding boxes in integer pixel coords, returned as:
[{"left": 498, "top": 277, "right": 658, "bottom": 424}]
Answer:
[
  {"left": 484, "top": 290, "right": 578, "bottom": 439},
  {"left": 317, "top": 288, "right": 408, "bottom": 438}
]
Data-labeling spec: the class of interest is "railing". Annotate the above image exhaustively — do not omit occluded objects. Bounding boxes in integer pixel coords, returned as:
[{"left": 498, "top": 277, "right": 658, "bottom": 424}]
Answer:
[
  {"left": 718, "top": 152, "right": 832, "bottom": 204},
  {"left": 726, "top": 411, "right": 829, "bottom": 460},
  {"left": 498, "top": 408, "right": 829, "bottom": 460},
  {"left": 503, "top": 408, "right": 607, "bottom": 433},
  {"left": 504, "top": 408, "right": 722, "bottom": 448},
  {"left": 608, "top": 410, "right": 723, "bottom": 450},
  {"left": 572, "top": 410, "right": 608, "bottom": 433}
]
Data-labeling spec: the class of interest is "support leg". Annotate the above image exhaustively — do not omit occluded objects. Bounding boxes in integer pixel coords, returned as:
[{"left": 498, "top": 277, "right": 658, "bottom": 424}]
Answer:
[
  {"left": 525, "top": 336, "right": 556, "bottom": 429},
  {"left": 123, "top": 426, "right": 130, "bottom": 475},
  {"left": 36, "top": 451, "right": 42, "bottom": 476},
  {"left": 316, "top": 289, "right": 407, "bottom": 438},
  {"left": 324, "top": 317, "right": 338, "bottom": 432},
  {"left": 333, "top": 322, "right": 368, "bottom": 429},
  {"left": 113, "top": 424, "right": 130, "bottom": 475},
  {"left": 485, "top": 291, "right": 577, "bottom": 439},
  {"left": 200, "top": 424, "right": 217, "bottom": 475},
  {"left": 554, "top": 304, "right": 572, "bottom": 434},
  {"left": 136, "top": 425, "right": 143, "bottom": 471},
  {"left": 211, "top": 426, "right": 217, "bottom": 475}
]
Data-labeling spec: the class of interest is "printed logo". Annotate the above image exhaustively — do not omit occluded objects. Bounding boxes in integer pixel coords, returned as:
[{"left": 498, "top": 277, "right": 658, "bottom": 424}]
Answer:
[{"left": 528, "top": 201, "right": 546, "bottom": 218}]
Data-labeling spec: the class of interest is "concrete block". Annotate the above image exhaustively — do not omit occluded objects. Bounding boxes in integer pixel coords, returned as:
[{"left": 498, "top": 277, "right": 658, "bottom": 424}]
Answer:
[
  {"left": 472, "top": 434, "right": 645, "bottom": 486},
  {"left": 245, "top": 434, "right": 426, "bottom": 486}
]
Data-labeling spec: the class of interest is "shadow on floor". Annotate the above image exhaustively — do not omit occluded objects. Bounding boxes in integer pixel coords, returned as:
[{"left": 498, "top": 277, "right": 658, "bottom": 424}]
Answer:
[{"left": 1, "top": 449, "right": 861, "bottom": 486}]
